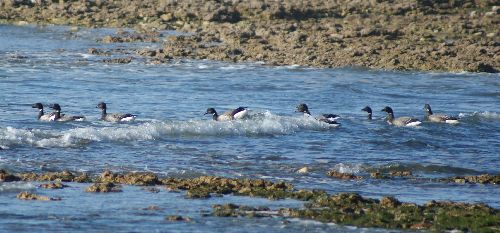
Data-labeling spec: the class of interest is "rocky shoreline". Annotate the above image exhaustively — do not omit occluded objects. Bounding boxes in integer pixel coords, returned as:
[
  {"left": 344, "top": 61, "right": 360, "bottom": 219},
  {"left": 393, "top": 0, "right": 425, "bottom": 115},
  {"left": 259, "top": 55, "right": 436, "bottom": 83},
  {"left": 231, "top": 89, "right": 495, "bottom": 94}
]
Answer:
[
  {"left": 1, "top": 0, "right": 498, "bottom": 73},
  {"left": 2, "top": 169, "right": 499, "bottom": 231}
]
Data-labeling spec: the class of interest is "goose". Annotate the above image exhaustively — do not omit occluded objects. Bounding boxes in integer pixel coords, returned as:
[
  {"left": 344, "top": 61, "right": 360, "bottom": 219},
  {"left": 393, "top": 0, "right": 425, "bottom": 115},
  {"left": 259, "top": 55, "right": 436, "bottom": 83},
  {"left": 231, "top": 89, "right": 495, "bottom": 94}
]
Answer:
[
  {"left": 204, "top": 107, "right": 248, "bottom": 121},
  {"left": 49, "top": 104, "right": 85, "bottom": 122},
  {"left": 423, "top": 104, "right": 459, "bottom": 124},
  {"left": 31, "top": 103, "right": 55, "bottom": 121},
  {"left": 361, "top": 106, "right": 372, "bottom": 120},
  {"left": 381, "top": 106, "right": 421, "bottom": 126},
  {"left": 96, "top": 102, "right": 136, "bottom": 122},
  {"left": 296, "top": 103, "right": 340, "bottom": 125}
]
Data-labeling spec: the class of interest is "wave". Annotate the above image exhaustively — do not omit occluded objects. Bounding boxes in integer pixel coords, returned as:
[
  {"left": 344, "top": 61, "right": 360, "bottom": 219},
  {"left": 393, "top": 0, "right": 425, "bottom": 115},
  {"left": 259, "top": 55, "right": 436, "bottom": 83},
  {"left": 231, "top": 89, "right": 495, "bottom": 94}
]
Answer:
[
  {"left": 0, "top": 111, "right": 336, "bottom": 149},
  {"left": 458, "top": 111, "right": 500, "bottom": 121},
  {"left": 0, "top": 182, "right": 35, "bottom": 193},
  {"left": 329, "top": 163, "right": 482, "bottom": 176}
]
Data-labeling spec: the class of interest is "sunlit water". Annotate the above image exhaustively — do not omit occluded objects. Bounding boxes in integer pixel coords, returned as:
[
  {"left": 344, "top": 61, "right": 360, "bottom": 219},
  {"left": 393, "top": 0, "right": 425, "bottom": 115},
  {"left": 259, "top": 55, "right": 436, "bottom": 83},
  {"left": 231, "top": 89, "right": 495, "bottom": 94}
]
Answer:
[{"left": 0, "top": 24, "right": 499, "bottom": 232}]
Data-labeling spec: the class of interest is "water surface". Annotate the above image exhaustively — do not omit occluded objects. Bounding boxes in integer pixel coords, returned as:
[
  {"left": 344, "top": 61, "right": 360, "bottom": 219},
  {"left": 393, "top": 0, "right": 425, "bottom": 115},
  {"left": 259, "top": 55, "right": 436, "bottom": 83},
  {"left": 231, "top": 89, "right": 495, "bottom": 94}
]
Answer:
[{"left": 0, "top": 24, "right": 499, "bottom": 232}]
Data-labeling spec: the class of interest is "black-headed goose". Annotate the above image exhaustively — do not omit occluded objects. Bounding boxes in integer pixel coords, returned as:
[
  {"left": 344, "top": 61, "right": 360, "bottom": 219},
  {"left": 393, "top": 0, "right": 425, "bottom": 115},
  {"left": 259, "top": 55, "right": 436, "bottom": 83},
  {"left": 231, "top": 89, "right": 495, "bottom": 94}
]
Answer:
[
  {"left": 96, "top": 102, "right": 136, "bottom": 122},
  {"left": 381, "top": 106, "right": 421, "bottom": 126},
  {"left": 204, "top": 107, "right": 248, "bottom": 121},
  {"left": 361, "top": 106, "right": 373, "bottom": 120},
  {"left": 31, "top": 103, "right": 55, "bottom": 121},
  {"left": 49, "top": 104, "right": 85, "bottom": 122},
  {"left": 296, "top": 103, "right": 340, "bottom": 125},
  {"left": 423, "top": 104, "right": 459, "bottom": 124}
]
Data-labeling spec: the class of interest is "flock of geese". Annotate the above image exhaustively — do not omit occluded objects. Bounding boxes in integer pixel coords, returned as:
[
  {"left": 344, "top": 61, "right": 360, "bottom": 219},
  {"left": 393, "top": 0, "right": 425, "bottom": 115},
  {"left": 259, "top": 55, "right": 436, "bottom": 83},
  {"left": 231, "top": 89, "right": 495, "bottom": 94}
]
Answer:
[{"left": 31, "top": 102, "right": 459, "bottom": 126}]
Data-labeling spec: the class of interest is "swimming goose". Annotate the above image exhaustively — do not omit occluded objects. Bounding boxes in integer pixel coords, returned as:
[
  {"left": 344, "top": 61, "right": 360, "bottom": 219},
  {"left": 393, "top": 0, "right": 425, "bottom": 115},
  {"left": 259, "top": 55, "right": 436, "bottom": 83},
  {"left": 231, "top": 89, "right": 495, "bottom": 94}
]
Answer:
[
  {"left": 381, "top": 106, "right": 421, "bottom": 126},
  {"left": 31, "top": 103, "right": 55, "bottom": 121},
  {"left": 49, "top": 104, "right": 85, "bottom": 122},
  {"left": 96, "top": 102, "right": 136, "bottom": 122},
  {"left": 296, "top": 103, "right": 340, "bottom": 125},
  {"left": 423, "top": 104, "right": 459, "bottom": 124},
  {"left": 361, "top": 106, "right": 372, "bottom": 120},
  {"left": 204, "top": 107, "right": 248, "bottom": 121}
]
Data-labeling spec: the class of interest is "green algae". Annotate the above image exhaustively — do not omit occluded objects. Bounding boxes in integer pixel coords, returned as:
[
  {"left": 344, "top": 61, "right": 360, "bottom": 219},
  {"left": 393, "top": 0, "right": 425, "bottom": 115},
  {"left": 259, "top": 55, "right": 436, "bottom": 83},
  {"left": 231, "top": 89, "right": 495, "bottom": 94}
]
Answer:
[{"left": 1, "top": 169, "right": 498, "bottom": 231}]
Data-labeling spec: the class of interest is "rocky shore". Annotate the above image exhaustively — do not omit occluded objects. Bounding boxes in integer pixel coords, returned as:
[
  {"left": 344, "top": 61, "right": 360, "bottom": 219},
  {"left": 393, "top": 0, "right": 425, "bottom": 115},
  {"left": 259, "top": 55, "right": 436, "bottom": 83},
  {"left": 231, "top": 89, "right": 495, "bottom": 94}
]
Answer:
[
  {"left": 2, "top": 169, "right": 499, "bottom": 231},
  {"left": 1, "top": 0, "right": 498, "bottom": 73}
]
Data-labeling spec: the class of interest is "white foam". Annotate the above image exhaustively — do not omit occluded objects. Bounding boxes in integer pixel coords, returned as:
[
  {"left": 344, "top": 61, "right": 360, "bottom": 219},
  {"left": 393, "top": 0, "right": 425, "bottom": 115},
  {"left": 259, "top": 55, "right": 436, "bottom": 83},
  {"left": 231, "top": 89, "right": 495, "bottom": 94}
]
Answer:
[
  {"left": 0, "top": 111, "right": 334, "bottom": 148},
  {"left": 333, "top": 163, "right": 363, "bottom": 174},
  {"left": 459, "top": 111, "right": 500, "bottom": 120},
  {"left": 0, "top": 182, "right": 35, "bottom": 192}
]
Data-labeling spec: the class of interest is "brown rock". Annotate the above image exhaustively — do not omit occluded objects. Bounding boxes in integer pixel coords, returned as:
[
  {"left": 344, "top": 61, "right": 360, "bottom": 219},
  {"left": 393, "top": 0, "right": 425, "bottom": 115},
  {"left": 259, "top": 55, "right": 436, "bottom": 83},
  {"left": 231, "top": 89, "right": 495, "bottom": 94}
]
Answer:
[
  {"left": 17, "top": 191, "right": 61, "bottom": 201},
  {"left": 85, "top": 182, "right": 122, "bottom": 192}
]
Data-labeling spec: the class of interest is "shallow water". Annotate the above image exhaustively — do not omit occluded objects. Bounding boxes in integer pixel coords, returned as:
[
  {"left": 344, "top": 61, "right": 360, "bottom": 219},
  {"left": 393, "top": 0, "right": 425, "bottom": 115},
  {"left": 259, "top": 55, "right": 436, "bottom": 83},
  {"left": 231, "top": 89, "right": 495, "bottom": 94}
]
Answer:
[{"left": 0, "top": 24, "right": 499, "bottom": 232}]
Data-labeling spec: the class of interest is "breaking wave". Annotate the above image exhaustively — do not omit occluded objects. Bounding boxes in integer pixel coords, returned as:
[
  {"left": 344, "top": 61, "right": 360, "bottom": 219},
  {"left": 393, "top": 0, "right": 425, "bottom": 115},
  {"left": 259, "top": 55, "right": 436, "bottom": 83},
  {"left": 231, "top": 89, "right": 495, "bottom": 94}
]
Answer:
[{"left": 0, "top": 111, "right": 336, "bottom": 149}]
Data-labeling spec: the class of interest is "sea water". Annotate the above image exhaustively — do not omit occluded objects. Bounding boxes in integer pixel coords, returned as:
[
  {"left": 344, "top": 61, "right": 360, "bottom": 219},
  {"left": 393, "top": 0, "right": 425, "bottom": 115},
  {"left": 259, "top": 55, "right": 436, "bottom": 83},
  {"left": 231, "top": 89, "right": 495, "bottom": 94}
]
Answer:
[{"left": 0, "top": 24, "right": 499, "bottom": 232}]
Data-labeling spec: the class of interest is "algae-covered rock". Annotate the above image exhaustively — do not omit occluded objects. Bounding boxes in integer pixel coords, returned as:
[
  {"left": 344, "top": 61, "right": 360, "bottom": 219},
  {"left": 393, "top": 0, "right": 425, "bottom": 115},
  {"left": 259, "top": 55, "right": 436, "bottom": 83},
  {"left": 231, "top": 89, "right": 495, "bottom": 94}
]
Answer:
[
  {"left": 85, "top": 182, "right": 122, "bottom": 193},
  {"left": 98, "top": 170, "right": 160, "bottom": 185},
  {"left": 0, "top": 169, "right": 20, "bottom": 182},
  {"left": 165, "top": 215, "right": 192, "bottom": 222},
  {"left": 17, "top": 191, "right": 61, "bottom": 201},
  {"left": 38, "top": 170, "right": 75, "bottom": 182},
  {"left": 73, "top": 173, "right": 92, "bottom": 183},
  {"left": 212, "top": 203, "right": 272, "bottom": 218},
  {"left": 326, "top": 170, "right": 363, "bottom": 180},
  {"left": 39, "top": 182, "right": 68, "bottom": 189}
]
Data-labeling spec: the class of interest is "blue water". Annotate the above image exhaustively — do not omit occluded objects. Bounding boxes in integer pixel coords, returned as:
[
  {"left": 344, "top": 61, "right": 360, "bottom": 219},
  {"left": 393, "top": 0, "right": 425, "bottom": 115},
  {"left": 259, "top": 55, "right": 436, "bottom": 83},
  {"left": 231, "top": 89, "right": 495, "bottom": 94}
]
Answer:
[{"left": 0, "top": 24, "right": 499, "bottom": 232}]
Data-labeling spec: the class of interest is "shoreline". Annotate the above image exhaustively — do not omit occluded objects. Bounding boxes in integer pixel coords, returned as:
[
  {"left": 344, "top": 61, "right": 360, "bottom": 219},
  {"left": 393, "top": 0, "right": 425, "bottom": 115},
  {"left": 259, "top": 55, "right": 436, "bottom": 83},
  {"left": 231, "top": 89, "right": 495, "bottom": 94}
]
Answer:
[
  {"left": 2, "top": 169, "right": 499, "bottom": 231},
  {"left": 1, "top": 1, "right": 498, "bottom": 73}
]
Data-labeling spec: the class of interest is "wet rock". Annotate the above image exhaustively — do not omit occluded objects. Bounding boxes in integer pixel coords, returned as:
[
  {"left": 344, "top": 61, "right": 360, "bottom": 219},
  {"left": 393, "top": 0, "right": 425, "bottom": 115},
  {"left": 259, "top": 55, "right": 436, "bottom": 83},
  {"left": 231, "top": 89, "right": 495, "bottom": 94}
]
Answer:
[
  {"left": 370, "top": 171, "right": 389, "bottom": 179},
  {"left": 166, "top": 215, "right": 192, "bottom": 222},
  {"left": 17, "top": 191, "right": 61, "bottom": 201},
  {"left": 389, "top": 171, "right": 413, "bottom": 177},
  {"left": 98, "top": 170, "right": 160, "bottom": 185},
  {"left": 38, "top": 171, "right": 75, "bottom": 182},
  {"left": 87, "top": 48, "right": 111, "bottom": 56},
  {"left": 212, "top": 203, "right": 272, "bottom": 218},
  {"left": 380, "top": 196, "right": 401, "bottom": 208},
  {"left": 39, "top": 182, "right": 68, "bottom": 189},
  {"left": 327, "top": 170, "right": 363, "bottom": 180},
  {"left": 0, "top": 170, "right": 21, "bottom": 182},
  {"left": 444, "top": 174, "right": 500, "bottom": 185},
  {"left": 186, "top": 188, "right": 211, "bottom": 199},
  {"left": 144, "top": 205, "right": 161, "bottom": 211},
  {"left": 100, "top": 34, "right": 160, "bottom": 43},
  {"left": 162, "top": 176, "right": 293, "bottom": 200},
  {"left": 142, "top": 187, "right": 160, "bottom": 193},
  {"left": 73, "top": 173, "right": 92, "bottom": 183},
  {"left": 102, "top": 57, "right": 133, "bottom": 64},
  {"left": 85, "top": 182, "right": 122, "bottom": 192}
]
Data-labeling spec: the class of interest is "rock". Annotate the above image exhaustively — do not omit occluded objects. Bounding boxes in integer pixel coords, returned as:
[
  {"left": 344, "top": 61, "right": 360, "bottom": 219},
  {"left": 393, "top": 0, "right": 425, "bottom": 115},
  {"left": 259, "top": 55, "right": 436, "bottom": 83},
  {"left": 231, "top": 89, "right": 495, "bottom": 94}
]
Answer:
[
  {"left": 165, "top": 215, "right": 192, "bottom": 222},
  {"left": 39, "top": 182, "right": 68, "bottom": 189},
  {"left": 327, "top": 170, "right": 363, "bottom": 180},
  {"left": 160, "top": 13, "right": 174, "bottom": 22},
  {"left": 142, "top": 187, "right": 160, "bottom": 193},
  {"left": 17, "top": 191, "right": 61, "bottom": 201},
  {"left": 370, "top": 172, "right": 389, "bottom": 179},
  {"left": 0, "top": 170, "right": 20, "bottom": 182},
  {"left": 73, "top": 173, "right": 92, "bottom": 183},
  {"left": 85, "top": 182, "right": 122, "bottom": 192},
  {"left": 380, "top": 196, "right": 401, "bottom": 208},
  {"left": 297, "top": 167, "right": 309, "bottom": 174},
  {"left": 144, "top": 205, "right": 162, "bottom": 211},
  {"left": 102, "top": 57, "right": 133, "bottom": 64},
  {"left": 389, "top": 171, "right": 412, "bottom": 177}
]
